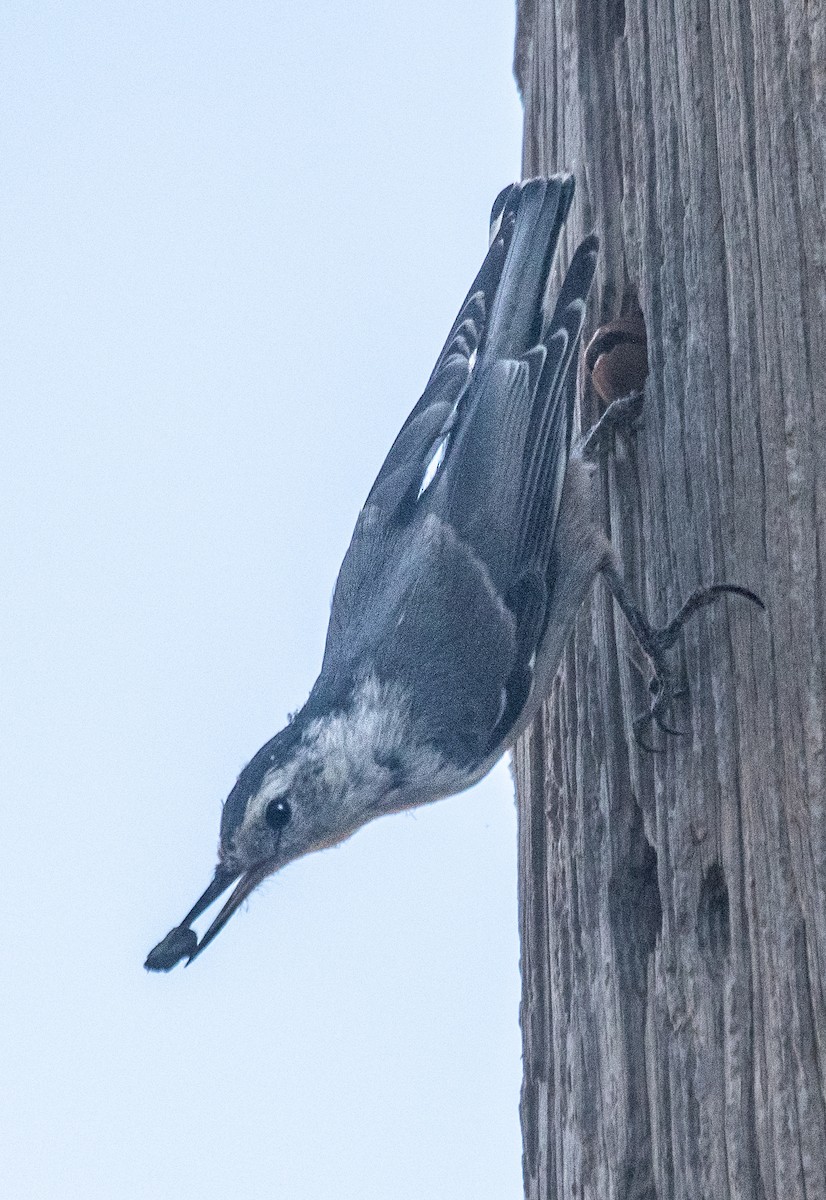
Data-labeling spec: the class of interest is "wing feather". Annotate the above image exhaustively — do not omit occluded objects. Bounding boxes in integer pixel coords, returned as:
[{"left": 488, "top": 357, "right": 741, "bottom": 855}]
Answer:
[{"left": 320, "top": 178, "right": 598, "bottom": 755}]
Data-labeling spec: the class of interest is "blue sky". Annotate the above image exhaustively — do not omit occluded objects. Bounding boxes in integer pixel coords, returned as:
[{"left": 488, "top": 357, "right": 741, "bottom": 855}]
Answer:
[{"left": 1, "top": 4, "right": 526, "bottom": 1196}]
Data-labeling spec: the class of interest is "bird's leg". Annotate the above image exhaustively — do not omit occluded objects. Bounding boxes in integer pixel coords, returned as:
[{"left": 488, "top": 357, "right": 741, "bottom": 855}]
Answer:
[
  {"left": 579, "top": 391, "right": 645, "bottom": 463},
  {"left": 601, "top": 560, "right": 764, "bottom": 752}
]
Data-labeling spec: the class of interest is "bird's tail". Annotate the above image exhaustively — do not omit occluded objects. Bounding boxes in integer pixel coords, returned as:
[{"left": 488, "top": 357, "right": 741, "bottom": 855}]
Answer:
[{"left": 479, "top": 176, "right": 576, "bottom": 367}]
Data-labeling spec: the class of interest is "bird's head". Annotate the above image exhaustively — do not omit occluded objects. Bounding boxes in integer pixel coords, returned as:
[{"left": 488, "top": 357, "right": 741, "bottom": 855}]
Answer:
[{"left": 145, "top": 676, "right": 447, "bottom": 971}]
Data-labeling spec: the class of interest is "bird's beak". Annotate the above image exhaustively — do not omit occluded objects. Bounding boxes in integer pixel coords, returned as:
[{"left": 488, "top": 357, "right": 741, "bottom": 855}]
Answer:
[
  {"left": 144, "top": 859, "right": 275, "bottom": 972},
  {"left": 185, "top": 859, "right": 275, "bottom": 965}
]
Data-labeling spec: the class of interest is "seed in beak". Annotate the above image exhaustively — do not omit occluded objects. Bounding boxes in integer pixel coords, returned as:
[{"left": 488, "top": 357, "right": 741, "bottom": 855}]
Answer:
[{"left": 145, "top": 925, "right": 198, "bottom": 972}]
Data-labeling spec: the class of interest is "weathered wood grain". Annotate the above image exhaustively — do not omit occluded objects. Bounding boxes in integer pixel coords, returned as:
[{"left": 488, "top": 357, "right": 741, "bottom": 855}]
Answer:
[{"left": 513, "top": 2, "right": 825, "bottom": 1197}]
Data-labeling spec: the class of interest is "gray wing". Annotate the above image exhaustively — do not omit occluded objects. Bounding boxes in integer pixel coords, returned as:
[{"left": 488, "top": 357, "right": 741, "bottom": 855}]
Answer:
[
  {"left": 361, "top": 193, "right": 518, "bottom": 520},
  {"left": 319, "top": 178, "right": 597, "bottom": 759},
  {"left": 317, "top": 506, "right": 519, "bottom": 763}
]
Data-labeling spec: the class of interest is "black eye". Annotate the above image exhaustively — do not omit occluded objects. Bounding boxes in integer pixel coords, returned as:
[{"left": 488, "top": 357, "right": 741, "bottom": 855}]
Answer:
[{"left": 265, "top": 798, "right": 291, "bottom": 831}]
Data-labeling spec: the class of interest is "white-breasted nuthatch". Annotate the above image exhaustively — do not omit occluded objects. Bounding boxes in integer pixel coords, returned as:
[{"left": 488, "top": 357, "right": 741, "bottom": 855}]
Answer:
[{"left": 146, "top": 177, "right": 761, "bottom": 971}]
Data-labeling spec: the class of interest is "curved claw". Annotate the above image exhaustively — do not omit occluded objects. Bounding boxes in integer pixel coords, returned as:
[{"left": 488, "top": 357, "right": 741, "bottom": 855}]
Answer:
[
  {"left": 580, "top": 390, "right": 646, "bottom": 462},
  {"left": 650, "top": 689, "right": 682, "bottom": 736},
  {"left": 633, "top": 713, "right": 661, "bottom": 754},
  {"left": 657, "top": 584, "right": 765, "bottom": 651},
  {"left": 654, "top": 712, "right": 683, "bottom": 737},
  {"left": 633, "top": 693, "right": 683, "bottom": 751}
]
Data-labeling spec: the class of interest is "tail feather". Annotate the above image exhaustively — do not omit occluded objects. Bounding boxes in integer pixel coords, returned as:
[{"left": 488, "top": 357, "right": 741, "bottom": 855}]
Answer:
[{"left": 480, "top": 176, "right": 575, "bottom": 366}]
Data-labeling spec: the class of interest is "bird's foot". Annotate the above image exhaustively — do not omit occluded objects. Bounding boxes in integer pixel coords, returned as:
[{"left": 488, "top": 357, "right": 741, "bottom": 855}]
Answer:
[
  {"left": 633, "top": 670, "right": 688, "bottom": 754},
  {"left": 601, "top": 564, "right": 764, "bottom": 752},
  {"left": 579, "top": 391, "right": 645, "bottom": 462}
]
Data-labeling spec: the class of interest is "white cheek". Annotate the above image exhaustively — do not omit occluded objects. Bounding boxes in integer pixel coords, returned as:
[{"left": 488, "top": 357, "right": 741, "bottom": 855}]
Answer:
[{"left": 258, "top": 764, "right": 296, "bottom": 805}]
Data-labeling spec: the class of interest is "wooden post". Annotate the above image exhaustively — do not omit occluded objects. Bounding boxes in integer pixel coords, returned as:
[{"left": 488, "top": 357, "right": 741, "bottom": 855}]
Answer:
[{"left": 512, "top": 2, "right": 826, "bottom": 1197}]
